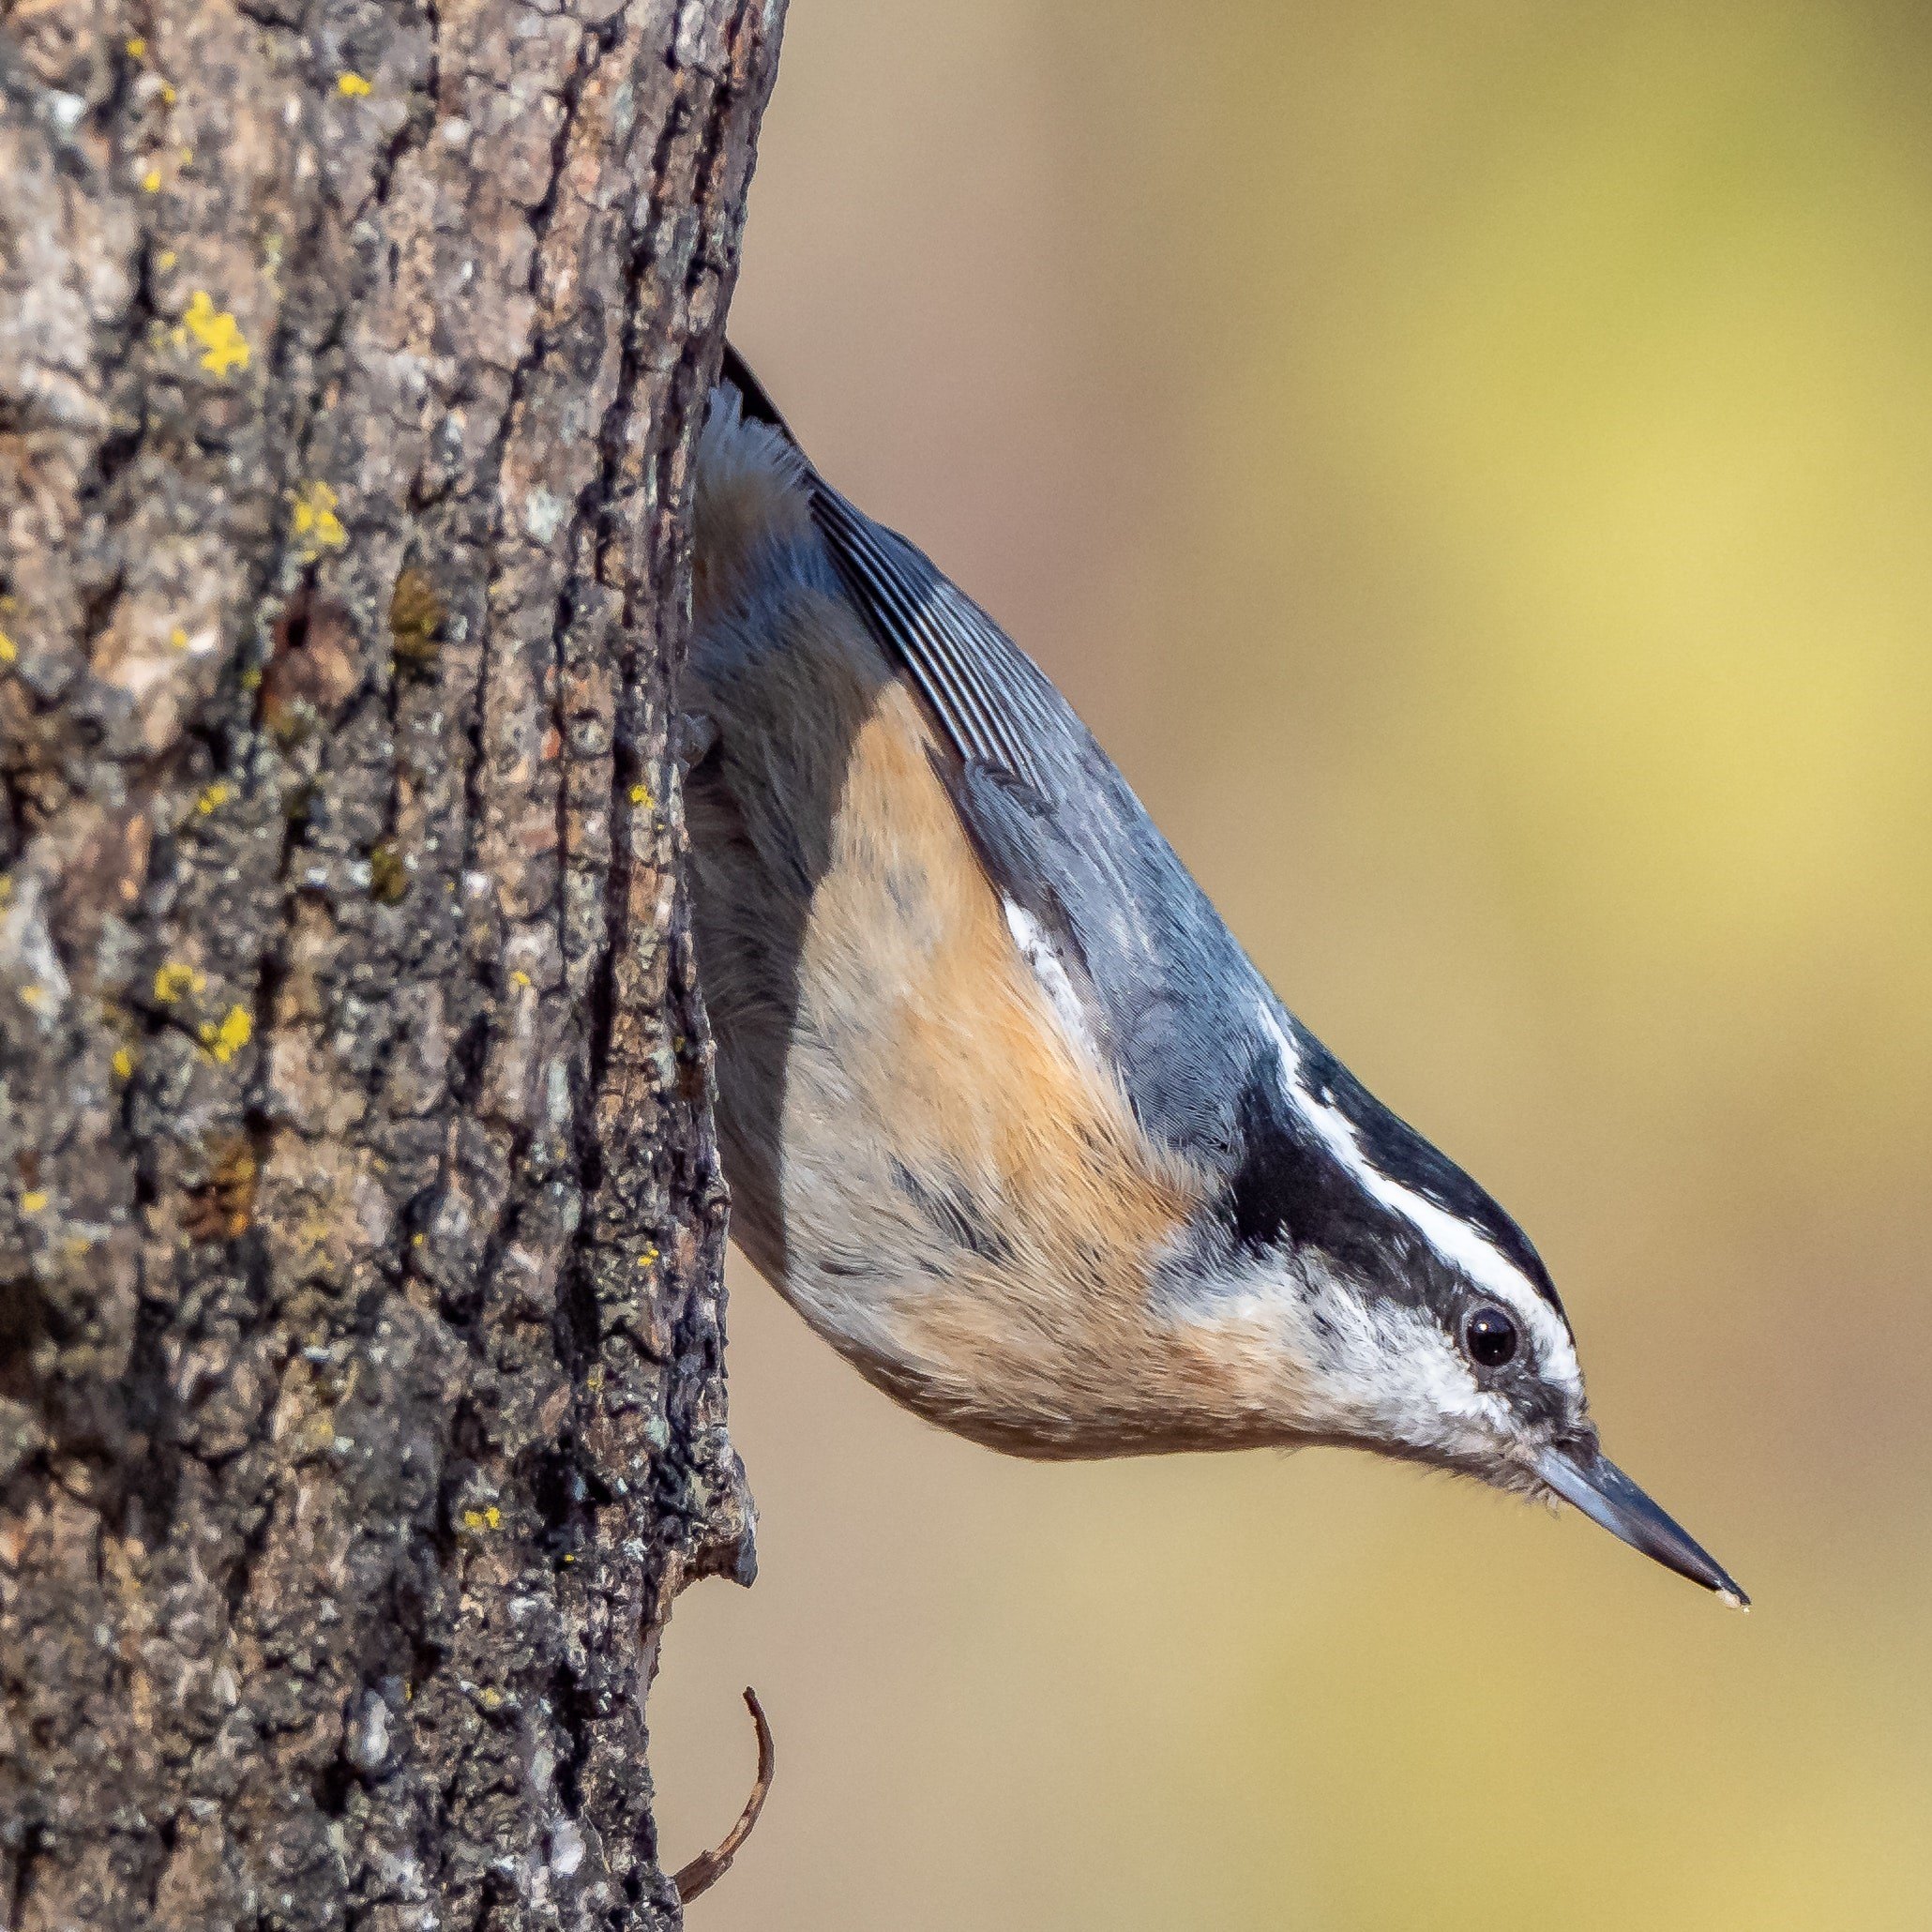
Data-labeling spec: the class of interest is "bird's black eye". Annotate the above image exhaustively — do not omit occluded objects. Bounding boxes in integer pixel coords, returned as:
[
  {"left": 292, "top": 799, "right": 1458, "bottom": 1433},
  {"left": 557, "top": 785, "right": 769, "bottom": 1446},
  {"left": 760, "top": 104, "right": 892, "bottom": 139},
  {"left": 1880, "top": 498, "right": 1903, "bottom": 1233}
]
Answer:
[{"left": 1464, "top": 1306, "right": 1518, "bottom": 1368}]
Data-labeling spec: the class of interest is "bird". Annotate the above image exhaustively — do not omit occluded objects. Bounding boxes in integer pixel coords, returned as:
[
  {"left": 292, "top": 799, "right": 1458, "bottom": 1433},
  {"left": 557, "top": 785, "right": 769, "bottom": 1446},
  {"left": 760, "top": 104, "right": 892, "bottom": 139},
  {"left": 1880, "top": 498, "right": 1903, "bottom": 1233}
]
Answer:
[{"left": 679, "top": 344, "right": 1746, "bottom": 1607}]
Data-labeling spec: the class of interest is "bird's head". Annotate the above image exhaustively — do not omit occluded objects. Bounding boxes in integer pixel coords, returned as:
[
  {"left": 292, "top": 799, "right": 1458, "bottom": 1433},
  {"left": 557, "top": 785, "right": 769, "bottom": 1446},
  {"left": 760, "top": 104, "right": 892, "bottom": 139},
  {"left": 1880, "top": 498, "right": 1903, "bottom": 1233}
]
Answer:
[{"left": 1198, "top": 1005, "right": 1746, "bottom": 1606}]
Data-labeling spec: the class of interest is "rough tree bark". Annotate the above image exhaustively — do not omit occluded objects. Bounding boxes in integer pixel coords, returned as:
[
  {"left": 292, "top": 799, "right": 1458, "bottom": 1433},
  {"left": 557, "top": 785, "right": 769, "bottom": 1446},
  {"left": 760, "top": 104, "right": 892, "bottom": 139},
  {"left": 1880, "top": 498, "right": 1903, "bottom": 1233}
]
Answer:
[{"left": 0, "top": 0, "right": 784, "bottom": 1920}]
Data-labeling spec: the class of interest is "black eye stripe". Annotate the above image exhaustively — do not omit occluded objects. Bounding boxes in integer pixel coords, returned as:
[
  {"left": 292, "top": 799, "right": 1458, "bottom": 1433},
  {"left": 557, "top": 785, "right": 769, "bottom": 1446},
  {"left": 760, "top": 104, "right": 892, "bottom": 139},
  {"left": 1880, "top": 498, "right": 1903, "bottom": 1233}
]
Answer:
[{"left": 1464, "top": 1305, "right": 1519, "bottom": 1368}]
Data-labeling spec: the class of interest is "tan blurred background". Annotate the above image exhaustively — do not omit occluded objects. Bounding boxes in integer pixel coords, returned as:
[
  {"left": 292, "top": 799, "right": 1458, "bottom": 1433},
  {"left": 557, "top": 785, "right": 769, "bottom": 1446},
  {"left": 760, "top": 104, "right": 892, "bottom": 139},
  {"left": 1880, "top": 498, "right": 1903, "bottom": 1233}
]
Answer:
[{"left": 653, "top": 4, "right": 1932, "bottom": 1925}]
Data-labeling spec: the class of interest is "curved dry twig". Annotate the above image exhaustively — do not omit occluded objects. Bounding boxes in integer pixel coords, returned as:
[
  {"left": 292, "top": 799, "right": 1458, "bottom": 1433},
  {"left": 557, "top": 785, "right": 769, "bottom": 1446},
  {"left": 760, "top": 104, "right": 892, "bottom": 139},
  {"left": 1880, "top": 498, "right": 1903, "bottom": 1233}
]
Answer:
[{"left": 672, "top": 1688, "right": 776, "bottom": 1905}]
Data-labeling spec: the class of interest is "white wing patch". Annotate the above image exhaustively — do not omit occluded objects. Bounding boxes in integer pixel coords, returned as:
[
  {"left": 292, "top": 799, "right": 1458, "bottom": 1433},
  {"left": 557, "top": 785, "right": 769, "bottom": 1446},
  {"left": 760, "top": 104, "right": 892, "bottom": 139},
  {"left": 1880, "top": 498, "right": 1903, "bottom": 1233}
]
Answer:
[
  {"left": 1259, "top": 1005, "right": 1582, "bottom": 1392},
  {"left": 1004, "top": 898, "right": 1100, "bottom": 1064}
]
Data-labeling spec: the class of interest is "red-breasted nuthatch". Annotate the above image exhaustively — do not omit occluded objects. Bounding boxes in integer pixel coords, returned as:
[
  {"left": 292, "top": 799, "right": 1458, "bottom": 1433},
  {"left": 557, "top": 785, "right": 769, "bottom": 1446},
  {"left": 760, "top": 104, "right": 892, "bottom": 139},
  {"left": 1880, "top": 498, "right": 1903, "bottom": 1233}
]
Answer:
[{"left": 683, "top": 346, "right": 1745, "bottom": 1607}]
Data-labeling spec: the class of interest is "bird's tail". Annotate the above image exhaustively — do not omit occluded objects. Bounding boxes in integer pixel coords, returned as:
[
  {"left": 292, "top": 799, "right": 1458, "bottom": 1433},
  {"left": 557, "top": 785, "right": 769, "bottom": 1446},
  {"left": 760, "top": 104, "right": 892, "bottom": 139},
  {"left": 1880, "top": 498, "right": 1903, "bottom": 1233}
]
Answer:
[
  {"left": 718, "top": 342, "right": 797, "bottom": 446},
  {"left": 694, "top": 344, "right": 813, "bottom": 625}
]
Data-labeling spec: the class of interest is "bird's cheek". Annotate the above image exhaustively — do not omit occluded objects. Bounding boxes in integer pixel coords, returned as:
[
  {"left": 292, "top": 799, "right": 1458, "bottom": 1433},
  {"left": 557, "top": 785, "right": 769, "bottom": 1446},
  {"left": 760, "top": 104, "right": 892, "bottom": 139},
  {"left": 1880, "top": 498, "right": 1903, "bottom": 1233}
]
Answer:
[{"left": 1434, "top": 1390, "right": 1523, "bottom": 1467}]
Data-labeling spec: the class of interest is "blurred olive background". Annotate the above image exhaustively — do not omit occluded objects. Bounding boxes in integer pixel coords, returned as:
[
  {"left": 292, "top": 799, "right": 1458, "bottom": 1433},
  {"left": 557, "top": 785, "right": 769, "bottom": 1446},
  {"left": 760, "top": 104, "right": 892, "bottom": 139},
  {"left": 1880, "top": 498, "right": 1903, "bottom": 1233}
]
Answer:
[{"left": 653, "top": 4, "right": 1932, "bottom": 1926}]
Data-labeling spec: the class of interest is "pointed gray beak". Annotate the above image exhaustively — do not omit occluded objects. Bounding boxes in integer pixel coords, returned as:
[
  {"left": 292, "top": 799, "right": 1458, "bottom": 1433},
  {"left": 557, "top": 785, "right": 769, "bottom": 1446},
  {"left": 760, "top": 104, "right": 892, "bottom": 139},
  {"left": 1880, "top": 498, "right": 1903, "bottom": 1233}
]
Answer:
[{"left": 1535, "top": 1442, "right": 1749, "bottom": 1607}]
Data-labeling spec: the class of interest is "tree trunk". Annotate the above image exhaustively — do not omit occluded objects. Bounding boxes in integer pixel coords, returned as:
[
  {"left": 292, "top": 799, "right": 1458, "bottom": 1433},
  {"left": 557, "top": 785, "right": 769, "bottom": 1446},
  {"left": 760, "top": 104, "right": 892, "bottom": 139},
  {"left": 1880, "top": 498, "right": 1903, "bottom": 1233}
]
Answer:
[{"left": 0, "top": 0, "right": 783, "bottom": 1920}]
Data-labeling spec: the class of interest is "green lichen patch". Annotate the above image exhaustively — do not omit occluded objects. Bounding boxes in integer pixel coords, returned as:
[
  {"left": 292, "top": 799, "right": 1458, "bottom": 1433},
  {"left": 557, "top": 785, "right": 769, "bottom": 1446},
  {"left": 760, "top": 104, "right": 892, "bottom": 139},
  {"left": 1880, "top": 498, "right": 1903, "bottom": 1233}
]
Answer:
[
  {"left": 368, "top": 841, "right": 410, "bottom": 904},
  {"left": 388, "top": 566, "right": 445, "bottom": 674}
]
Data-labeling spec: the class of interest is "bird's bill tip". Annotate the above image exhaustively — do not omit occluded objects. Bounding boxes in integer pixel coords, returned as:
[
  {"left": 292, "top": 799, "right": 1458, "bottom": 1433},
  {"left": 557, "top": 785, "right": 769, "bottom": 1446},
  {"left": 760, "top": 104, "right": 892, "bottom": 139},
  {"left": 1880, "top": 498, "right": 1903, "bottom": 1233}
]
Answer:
[{"left": 1534, "top": 1442, "right": 1749, "bottom": 1608}]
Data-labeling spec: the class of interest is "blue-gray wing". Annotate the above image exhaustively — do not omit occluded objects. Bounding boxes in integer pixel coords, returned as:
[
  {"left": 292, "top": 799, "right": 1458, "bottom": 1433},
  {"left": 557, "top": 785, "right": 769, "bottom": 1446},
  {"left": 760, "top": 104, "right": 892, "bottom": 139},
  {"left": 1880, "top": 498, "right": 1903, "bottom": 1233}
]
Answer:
[
  {"left": 808, "top": 484, "right": 1268, "bottom": 1169},
  {"left": 811, "top": 489, "right": 1064, "bottom": 798}
]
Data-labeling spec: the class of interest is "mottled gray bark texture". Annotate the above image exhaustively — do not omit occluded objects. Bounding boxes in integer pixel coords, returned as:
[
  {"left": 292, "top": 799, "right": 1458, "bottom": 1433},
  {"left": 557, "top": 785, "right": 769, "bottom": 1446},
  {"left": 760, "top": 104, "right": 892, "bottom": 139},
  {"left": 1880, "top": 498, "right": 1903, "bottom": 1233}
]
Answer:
[{"left": 0, "top": 0, "right": 783, "bottom": 1920}]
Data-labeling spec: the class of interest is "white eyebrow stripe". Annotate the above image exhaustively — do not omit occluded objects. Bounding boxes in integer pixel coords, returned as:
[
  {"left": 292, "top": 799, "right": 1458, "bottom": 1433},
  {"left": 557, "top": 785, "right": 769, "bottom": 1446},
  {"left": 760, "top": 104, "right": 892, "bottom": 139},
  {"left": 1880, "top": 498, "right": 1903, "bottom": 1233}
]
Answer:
[{"left": 1258, "top": 1005, "right": 1581, "bottom": 1388}]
